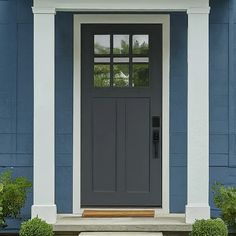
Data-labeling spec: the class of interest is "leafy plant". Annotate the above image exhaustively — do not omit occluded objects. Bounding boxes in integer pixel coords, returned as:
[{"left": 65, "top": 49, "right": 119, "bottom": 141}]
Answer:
[
  {"left": 0, "top": 170, "right": 32, "bottom": 228},
  {"left": 19, "top": 217, "right": 54, "bottom": 236},
  {"left": 213, "top": 183, "right": 236, "bottom": 228},
  {"left": 190, "top": 219, "right": 228, "bottom": 236},
  {"left": 0, "top": 183, "right": 4, "bottom": 227}
]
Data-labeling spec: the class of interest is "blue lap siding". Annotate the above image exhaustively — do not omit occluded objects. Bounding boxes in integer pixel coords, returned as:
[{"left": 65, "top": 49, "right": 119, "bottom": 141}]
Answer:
[{"left": 0, "top": 0, "right": 234, "bottom": 231}]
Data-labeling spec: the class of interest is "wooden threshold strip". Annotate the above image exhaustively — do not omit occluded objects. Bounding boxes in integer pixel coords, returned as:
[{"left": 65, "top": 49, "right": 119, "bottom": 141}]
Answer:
[{"left": 82, "top": 210, "right": 155, "bottom": 218}]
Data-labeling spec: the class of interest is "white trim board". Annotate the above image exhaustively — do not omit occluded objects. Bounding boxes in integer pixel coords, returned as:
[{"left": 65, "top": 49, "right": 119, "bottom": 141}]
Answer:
[
  {"left": 33, "top": 0, "right": 209, "bottom": 12},
  {"left": 73, "top": 14, "right": 170, "bottom": 215}
]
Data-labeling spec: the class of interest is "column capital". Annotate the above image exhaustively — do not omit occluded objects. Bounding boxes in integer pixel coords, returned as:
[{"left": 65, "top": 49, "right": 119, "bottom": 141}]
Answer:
[
  {"left": 32, "top": 7, "right": 56, "bottom": 14},
  {"left": 187, "top": 7, "right": 210, "bottom": 14}
]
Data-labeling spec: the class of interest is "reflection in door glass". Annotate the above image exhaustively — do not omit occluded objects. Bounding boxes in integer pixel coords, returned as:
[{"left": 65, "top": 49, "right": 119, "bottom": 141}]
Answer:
[
  {"left": 113, "top": 35, "right": 129, "bottom": 54},
  {"left": 132, "top": 35, "right": 149, "bottom": 55},
  {"left": 113, "top": 64, "right": 129, "bottom": 87},
  {"left": 132, "top": 64, "right": 149, "bottom": 87},
  {"left": 94, "top": 35, "right": 110, "bottom": 54},
  {"left": 94, "top": 64, "right": 110, "bottom": 87}
]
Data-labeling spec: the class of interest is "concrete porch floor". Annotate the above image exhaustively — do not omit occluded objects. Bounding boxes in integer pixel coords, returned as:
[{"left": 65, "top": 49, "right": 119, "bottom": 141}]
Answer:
[{"left": 54, "top": 214, "right": 192, "bottom": 235}]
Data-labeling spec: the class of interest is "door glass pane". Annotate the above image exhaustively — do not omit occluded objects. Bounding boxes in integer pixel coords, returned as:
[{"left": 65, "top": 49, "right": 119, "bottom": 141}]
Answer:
[
  {"left": 113, "top": 35, "right": 129, "bottom": 54},
  {"left": 113, "top": 64, "right": 129, "bottom": 87},
  {"left": 94, "top": 35, "right": 110, "bottom": 54},
  {"left": 94, "top": 64, "right": 110, "bottom": 87},
  {"left": 132, "top": 35, "right": 149, "bottom": 55},
  {"left": 132, "top": 64, "right": 149, "bottom": 87}
]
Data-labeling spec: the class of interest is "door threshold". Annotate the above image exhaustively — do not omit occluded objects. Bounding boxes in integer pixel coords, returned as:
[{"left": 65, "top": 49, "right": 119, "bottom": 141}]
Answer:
[{"left": 82, "top": 210, "right": 155, "bottom": 218}]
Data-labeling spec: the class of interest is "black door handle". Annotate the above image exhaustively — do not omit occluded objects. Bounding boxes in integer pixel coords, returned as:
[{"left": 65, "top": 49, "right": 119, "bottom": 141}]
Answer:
[{"left": 153, "top": 129, "right": 159, "bottom": 159}]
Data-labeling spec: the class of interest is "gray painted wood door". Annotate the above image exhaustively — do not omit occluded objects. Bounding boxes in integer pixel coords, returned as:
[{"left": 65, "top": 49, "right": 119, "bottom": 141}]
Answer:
[{"left": 81, "top": 24, "right": 162, "bottom": 207}]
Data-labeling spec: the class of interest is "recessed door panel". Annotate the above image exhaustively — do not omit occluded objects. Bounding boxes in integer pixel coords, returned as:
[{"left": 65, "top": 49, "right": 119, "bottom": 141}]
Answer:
[
  {"left": 92, "top": 99, "right": 117, "bottom": 192},
  {"left": 125, "top": 98, "right": 150, "bottom": 193}
]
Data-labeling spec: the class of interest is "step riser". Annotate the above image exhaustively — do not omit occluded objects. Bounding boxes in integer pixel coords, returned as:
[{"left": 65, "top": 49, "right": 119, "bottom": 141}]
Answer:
[
  {"left": 55, "top": 233, "right": 189, "bottom": 236},
  {"left": 80, "top": 233, "right": 163, "bottom": 236}
]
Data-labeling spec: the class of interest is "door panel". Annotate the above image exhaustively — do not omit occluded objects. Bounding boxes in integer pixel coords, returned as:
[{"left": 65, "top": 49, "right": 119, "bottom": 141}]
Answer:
[
  {"left": 81, "top": 24, "right": 162, "bottom": 207},
  {"left": 92, "top": 99, "right": 117, "bottom": 192},
  {"left": 125, "top": 98, "right": 150, "bottom": 193}
]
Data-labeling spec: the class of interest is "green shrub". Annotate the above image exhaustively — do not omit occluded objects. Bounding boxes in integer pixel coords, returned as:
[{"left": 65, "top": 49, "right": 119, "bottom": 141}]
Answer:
[
  {"left": 190, "top": 219, "right": 228, "bottom": 236},
  {"left": 213, "top": 183, "right": 236, "bottom": 228},
  {"left": 20, "top": 217, "right": 54, "bottom": 236},
  {"left": 0, "top": 183, "right": 4, "bottom": 227},
  {"left": 0, "top": 170, "right": 32, "bottom": 228}
]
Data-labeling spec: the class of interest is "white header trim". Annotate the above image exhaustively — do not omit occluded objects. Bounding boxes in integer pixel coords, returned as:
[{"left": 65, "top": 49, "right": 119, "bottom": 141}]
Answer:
[
  {"left": 73, "top": 14, "right": 170, "bottom": 215},
  {"left": 33, "top": 0, "right": 209, "bottom": 12}
]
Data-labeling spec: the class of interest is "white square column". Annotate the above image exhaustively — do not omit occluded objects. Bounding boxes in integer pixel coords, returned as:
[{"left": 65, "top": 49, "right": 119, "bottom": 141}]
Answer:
[
  {"left": 186, "top": 7, "right": 211, "bottom": 224},
  {"left": 32, "top": 7, "right": 57, "bottom": 224}
]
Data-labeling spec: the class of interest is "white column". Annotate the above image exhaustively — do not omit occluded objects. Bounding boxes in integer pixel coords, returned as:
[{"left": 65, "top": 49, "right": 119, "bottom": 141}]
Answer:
[
  {"left": 186, "top": 7, "right": 211, "bottom": 224},
  {"left": 32, "top": 7, "right": 57, "bottom": 224}
]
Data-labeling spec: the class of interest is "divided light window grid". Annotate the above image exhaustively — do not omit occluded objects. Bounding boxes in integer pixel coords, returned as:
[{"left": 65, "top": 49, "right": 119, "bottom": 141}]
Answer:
[{"left": 93, "top": 34, "right": 150, "bottom": 88}]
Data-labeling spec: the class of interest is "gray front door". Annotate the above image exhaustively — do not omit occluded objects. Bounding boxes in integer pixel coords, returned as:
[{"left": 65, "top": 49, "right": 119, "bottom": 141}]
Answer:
[{"left": 81, "top": 24, "right": 162, "bottom": 207}]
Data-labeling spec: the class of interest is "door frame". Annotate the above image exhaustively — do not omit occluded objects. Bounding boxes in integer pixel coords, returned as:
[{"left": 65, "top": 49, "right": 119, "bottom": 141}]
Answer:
[{"left": 73, "top": 14, "right": 170, "bottom": 215}]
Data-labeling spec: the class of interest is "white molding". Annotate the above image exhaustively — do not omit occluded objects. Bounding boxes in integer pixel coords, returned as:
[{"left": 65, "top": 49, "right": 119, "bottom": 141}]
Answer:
[
  {"left": 73, "top": 14, "right": 170, "bottom": 215},
  {"left": 186, "top": 204, "right": 210, "bottom": 224},
  {"left": 32, "top": 205, "right": 57, "bottom": 224},
  {"left": 73, "top": 17, "right": 82, "bottom": 214},
  {"left": 32, "top": 7, "right": 56, "bottom": 14},
  {"left": 186, "top": 9, "right": 210, "bottom": 223},
  {"left": 162, "top": 15, "right": 170, "bottom": 216},
  {"left": 33, "top": 0, "right": 209, "bottom": 12},
  {"left": 33, "top": 10, "right": 57, "bottom": 224},
  {"left": 187, "top": 7, "right": 210, "bottom": 14}
]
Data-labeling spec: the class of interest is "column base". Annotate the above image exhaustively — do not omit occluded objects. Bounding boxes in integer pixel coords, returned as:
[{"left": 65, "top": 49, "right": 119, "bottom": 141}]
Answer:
[
  {"left": 32, "top": 205, "right": 57, "bottom": 224},
  {"left": 185, "top": 204, "right": 210, "bottom": 224}
]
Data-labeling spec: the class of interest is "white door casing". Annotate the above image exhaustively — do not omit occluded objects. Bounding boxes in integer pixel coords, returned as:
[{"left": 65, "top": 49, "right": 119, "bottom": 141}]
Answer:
[{"left": 73, "top": 14, "right": 170, "bottom": 216}]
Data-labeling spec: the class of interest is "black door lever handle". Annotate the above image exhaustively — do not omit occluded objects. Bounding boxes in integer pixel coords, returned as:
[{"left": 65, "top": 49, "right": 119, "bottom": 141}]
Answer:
[{"left": 153, "top": 129, "right": 159, "bottom": 159}]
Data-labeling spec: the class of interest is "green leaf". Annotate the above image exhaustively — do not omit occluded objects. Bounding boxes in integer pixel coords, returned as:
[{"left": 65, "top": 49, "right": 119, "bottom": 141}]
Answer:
[{"left": 0, "top": 183, "right": 3, "bottom": 192}]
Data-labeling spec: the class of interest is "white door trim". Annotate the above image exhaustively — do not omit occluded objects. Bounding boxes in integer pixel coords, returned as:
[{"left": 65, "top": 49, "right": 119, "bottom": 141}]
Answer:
[{"left": 73, "top": 14, "right": 170, "bottom": 215}]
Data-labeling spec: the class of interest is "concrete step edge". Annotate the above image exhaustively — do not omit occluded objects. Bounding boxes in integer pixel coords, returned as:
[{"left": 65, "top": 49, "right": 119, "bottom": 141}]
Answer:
[{"left": 79, "top": 233, "right": 163, "bottom": 236}]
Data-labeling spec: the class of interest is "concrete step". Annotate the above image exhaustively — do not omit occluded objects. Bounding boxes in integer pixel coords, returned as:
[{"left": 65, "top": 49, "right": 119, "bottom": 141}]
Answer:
[
  {"left": 54, "top": 214, "right": 191, "bottom": 233},
  {"left": 80, "top": 233, "right": 163, "bottom": 236}
]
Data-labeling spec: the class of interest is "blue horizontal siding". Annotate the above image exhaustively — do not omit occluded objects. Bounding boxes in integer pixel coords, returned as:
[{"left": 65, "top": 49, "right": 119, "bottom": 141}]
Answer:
[
  {"left": 55, "top": 12, "right": 73, "bottom": 215},
  {"left": 0, "top": 0, "right": 235, "bottom": 230},
  {"left": 169, "top": 12, "right": 187, "bottom": 213}
]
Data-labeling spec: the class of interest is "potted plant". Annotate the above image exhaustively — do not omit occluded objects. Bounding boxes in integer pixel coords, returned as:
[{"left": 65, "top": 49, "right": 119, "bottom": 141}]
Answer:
[
  {"left": 0, "top": 170, "right": 32, "bottom": 228},
  {"left": 20, "top": 217, "right": 54, "bottom": 236},
  {"left": 190, "top": 219, "right": 228, "bottom": 236}
]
